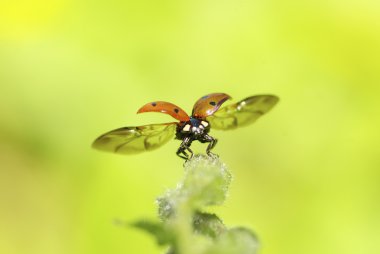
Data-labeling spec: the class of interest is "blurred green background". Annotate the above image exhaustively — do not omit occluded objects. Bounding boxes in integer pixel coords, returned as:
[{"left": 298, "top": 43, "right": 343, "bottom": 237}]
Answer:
[{"left": 1, "top": 1, "right": 379, "bottom": 254}]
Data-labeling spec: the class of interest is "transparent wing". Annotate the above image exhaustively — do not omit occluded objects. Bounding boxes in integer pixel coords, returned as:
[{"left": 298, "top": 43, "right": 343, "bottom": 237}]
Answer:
[
  {"left": 207, "top": 95, "right": 279, "bottom": 130},
  {"left": 92, "top": 122, "right": 177, "bottom": 154}
]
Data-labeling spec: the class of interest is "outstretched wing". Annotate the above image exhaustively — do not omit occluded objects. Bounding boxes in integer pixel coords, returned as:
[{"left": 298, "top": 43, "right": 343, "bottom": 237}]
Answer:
[
  {"left": 207, "top": 95, "right": 279, "bottom": 130},
  {"left": 92, "top": 122, "right": 177, "bottom": 154}
]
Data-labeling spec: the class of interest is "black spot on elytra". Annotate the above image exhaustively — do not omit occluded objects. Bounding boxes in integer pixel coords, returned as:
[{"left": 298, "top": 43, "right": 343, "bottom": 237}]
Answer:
[
  {"left": 151, "top": 102, "right": 157, "bottom": 106},
  {"left": 174, "top": 108, "right": 179, "bottom": 113},
  {"left": 209, "top": 101, "right": 216, "bottom": 106}
]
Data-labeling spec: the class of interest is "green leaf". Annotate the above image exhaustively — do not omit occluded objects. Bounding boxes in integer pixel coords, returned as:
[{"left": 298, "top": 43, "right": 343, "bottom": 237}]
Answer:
[
  {"left": 205, "top": 227, "right": 259, "bottom": 254},
  {"left": 132, "top": 220, "right": 175, "bottom": 246},
  {"left": 193, "top": 211, "right": 227, "bottom": 239}
]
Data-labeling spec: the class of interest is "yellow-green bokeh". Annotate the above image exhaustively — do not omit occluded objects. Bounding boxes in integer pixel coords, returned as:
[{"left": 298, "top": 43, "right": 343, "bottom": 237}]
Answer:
[{"left": 1, "top": 1, "right": 379, "bottom": 254}]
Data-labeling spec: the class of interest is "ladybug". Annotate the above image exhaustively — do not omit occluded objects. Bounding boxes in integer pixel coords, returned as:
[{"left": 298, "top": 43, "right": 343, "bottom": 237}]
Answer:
[{"left": 92, "top": 93, "right": 279, "bottom": 160}]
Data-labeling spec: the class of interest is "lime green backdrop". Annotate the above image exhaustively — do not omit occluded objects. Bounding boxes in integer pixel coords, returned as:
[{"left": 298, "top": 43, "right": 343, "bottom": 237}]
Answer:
[{"left": 1, "top": 1, "right": 379, "bottom": 254}]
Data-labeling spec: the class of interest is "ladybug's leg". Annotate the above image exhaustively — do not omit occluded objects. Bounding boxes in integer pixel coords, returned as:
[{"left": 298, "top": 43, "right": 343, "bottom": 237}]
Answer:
[
  {"left": 186, "top": 146, "right": 194, "bottom": 159},
  {"left": 176, "top": 150, "right": 188, "bottom": 160},
  {"left": 176, "top": 137, "right": 193, "bottom": 160},
  {"left": 204, "top": 134, "right": 218, "bottom": 157}
]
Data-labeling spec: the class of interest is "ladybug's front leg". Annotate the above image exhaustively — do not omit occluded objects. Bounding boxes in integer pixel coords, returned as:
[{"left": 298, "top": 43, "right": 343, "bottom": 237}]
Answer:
[{"left": 176, "top": 137, "right": 193, "bottom": 160}]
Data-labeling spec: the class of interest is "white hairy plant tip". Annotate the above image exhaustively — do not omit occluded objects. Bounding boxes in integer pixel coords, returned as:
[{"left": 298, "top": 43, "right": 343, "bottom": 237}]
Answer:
[
  {"left": 157, "top": 154, "right": 232, "bottom": 220},
  {"left": 135, "top": 154, "right": 258, "bottom": 254},
  {"left": 182, "top": 154, "right": 232, "bottom": 207}
]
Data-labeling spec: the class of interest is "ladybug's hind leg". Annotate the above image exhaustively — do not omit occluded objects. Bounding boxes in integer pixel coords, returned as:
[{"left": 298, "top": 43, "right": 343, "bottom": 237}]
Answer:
[
  {"left": 176, "top": 137, "right": 194, "bottom": 160},
  {"left": 204, "top": 134, "right": 218, "bottom": 158}
]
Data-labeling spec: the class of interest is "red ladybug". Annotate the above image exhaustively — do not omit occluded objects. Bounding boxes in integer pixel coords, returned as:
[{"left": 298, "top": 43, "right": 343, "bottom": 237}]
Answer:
[{"left": 92, "top": 93, "right": 279, "bottom": 160}]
